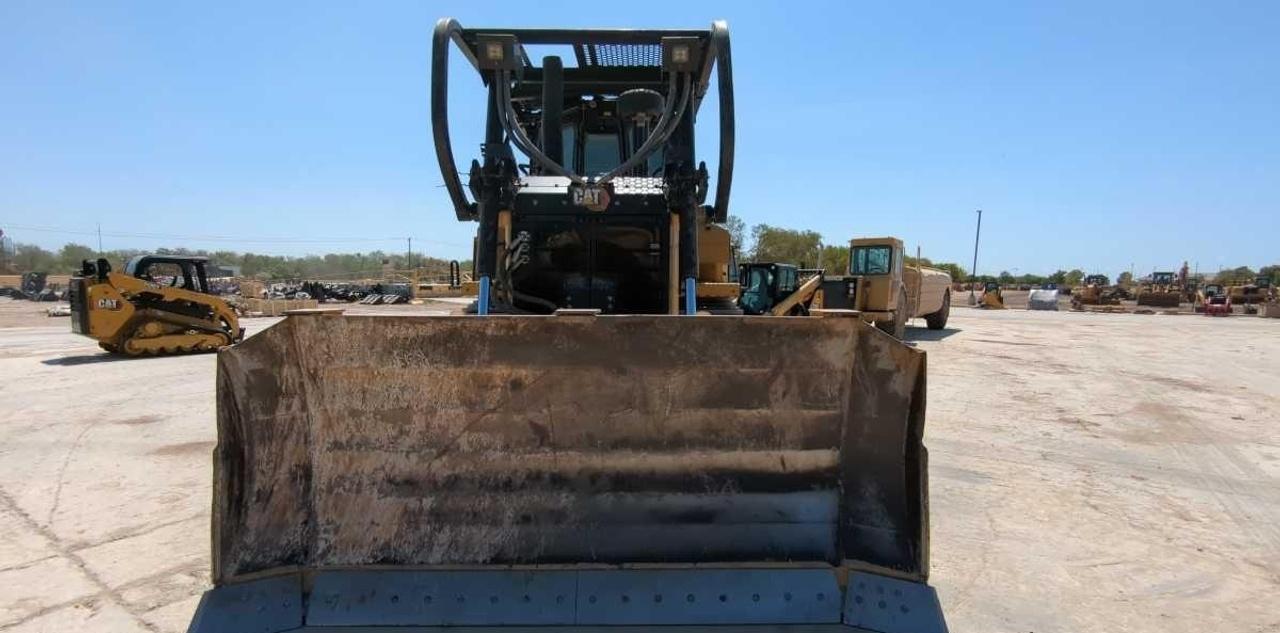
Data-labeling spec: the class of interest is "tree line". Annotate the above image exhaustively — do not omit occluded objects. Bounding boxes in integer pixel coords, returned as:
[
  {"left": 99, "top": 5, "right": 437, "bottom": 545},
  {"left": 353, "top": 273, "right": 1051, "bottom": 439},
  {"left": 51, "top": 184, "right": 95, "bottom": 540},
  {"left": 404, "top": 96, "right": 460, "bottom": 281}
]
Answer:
[
  {"left": 725, "top": 220, "right": 969, "bottom": 281},
  {"left": 725, "top": 221, "right": 1278, "bottom": 286},
  {"left": 4, "top": 235, "right": 1276, "bottom": 288},
  {"left": 1, "top": 241, "right": 467, "bottom": 281}
]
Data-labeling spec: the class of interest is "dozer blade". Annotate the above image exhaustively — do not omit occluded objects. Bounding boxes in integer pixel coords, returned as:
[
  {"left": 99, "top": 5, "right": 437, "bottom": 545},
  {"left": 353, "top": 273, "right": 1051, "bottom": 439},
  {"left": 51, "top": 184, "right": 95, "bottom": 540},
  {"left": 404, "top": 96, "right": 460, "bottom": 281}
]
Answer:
[{"left": 192, "top": 312, "right": 945, "bottom": 633}]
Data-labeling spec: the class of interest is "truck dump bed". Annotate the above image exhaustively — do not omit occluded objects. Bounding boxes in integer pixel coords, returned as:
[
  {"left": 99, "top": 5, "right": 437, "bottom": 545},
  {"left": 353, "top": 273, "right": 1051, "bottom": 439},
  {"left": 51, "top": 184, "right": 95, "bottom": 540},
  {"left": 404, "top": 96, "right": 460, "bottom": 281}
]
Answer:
[{"left": 188, "top": 312, "right": 946, "bottom": 633}]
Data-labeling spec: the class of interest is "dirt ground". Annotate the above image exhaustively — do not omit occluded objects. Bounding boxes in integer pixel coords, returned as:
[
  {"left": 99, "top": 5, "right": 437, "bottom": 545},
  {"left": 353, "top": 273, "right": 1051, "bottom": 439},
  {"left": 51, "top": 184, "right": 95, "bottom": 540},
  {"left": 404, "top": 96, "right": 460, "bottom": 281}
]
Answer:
[{"left": 1, "top": 297, "right": 1277, "bottom": 632}]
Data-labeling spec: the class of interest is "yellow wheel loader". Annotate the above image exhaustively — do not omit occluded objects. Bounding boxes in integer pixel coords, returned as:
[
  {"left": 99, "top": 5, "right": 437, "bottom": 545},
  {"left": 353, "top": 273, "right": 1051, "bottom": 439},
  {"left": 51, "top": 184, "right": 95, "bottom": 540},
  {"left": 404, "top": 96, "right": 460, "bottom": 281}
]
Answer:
[
  {"left": 69, "top": 256, "right": 242, "bottom": 356},
  {"left": 187, "top": 20, "right": 946, "bottom": 633}
]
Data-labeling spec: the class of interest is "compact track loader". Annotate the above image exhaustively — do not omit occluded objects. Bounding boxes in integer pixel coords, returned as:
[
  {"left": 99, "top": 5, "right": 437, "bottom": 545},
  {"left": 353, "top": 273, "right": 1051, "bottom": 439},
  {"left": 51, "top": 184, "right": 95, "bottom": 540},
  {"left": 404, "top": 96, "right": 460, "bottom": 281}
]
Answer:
[
  {"left": 188, "top": 20, "right": 946, "bottom": 633},
  {"left": 70, "top": 256, "right": 242, "bottom": 356}
]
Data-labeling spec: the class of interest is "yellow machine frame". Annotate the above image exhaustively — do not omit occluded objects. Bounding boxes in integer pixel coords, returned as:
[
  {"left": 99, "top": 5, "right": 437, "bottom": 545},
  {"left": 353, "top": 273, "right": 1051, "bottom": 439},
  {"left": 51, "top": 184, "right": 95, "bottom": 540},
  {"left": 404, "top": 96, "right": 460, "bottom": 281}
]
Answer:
[{"left": 71, "top": 257, "right": 242, "bottom": 356}]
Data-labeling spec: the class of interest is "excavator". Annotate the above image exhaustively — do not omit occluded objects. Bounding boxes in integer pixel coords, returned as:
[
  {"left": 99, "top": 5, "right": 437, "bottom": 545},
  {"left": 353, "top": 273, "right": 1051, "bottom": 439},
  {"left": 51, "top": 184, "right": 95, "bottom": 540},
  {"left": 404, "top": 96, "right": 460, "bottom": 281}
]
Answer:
[
  {"left": 187, "top": 20, "right": 946, "bottom": 633},
  {"left": 68, "top": 255, "right": 242, "bottom": 356}
]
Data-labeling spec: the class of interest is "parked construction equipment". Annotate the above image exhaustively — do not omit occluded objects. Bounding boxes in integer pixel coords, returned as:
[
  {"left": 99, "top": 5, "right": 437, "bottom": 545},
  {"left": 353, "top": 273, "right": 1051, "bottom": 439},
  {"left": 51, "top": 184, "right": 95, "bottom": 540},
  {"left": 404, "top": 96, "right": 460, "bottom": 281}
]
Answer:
[
  {"left": 1228, "top": 276, "right": 1274, "bottom": 308},
  {"left": 816, "top": 237, "right": 951, "bottom": 337},
  {"left": 186, "top": 20, "right": 946, "bottom": 633},
  {"left": 1071, "top": 274, "right": 1121, "bottom": 309},
  {"left": 1136, "top": 271, "right": 1182, "bottom": 307},
  {"left": 737, "top": 263, "right": 820, "bottom": 315},
  {"left": 979, "top": 281, "right": 1005, "bottom": 309},
  {"left": 1200, "top": 283, "right": 1231, "bottom": 316},
  {"left": 69, "top": 256, "right": 242, "bottom": 356},
  {"left": 739, "top": 237, "right": 952, "bottom": 337}
]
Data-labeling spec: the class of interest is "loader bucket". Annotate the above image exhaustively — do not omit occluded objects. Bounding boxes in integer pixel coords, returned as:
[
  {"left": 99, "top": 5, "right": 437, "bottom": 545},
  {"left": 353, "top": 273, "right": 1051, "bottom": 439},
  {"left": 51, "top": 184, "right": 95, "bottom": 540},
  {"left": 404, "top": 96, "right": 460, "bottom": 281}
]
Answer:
[{"left": 190, "top": 312, "right": 945, "bottom": 633}]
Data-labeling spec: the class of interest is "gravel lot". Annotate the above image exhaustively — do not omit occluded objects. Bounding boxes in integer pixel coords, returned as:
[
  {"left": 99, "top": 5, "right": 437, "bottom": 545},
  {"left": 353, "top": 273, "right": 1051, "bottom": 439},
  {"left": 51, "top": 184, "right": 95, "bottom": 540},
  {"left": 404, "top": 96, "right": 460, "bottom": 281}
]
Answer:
[{"left": 1, "top": 297, "right": 1277, "bottom": 632}]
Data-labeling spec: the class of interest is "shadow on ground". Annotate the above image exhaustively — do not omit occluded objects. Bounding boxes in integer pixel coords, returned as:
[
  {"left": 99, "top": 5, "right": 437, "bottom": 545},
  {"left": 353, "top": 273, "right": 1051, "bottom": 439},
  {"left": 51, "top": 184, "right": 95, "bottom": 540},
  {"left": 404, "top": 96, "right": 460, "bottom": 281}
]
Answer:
[
  {"left": 906, "top": 327, "right": 962, "bottom": 342},
  {"left": 41, "top": 353, "right": 138, "bottom": 366}
]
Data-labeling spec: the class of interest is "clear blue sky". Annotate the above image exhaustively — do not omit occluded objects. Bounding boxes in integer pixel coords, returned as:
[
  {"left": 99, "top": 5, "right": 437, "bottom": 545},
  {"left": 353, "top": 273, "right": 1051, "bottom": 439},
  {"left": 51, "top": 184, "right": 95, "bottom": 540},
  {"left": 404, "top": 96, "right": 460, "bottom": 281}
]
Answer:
[{"left": 2, "top": 1, "right": 1277, "bottom": 278}]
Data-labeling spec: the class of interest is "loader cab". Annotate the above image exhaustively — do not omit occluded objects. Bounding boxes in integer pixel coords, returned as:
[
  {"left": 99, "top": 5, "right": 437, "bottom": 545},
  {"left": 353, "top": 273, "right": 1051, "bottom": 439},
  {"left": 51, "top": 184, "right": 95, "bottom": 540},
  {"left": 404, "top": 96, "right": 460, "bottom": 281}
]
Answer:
[
  {"left": 847, "top": 238, "right": 903, "bottom": 312},
  {"left": 1151, "top": 271, "right": 1176, "bottom": 286},
  {"left": 124, "top": 255, "right": 213, "bottom": 294},
  {"left": 737, "top": 262, "right": 799, "bottom": 315},
  {"left": 1085, "top": 274, "right": 1108, "bottom": 287}
]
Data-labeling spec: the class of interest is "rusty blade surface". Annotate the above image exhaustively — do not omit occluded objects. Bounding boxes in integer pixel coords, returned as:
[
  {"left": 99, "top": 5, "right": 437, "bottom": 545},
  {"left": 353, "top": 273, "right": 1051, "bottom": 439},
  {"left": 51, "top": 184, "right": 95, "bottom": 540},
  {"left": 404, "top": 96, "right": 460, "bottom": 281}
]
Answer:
[{"left": 212, "top": 314, "right": 928, "bottom": 583}]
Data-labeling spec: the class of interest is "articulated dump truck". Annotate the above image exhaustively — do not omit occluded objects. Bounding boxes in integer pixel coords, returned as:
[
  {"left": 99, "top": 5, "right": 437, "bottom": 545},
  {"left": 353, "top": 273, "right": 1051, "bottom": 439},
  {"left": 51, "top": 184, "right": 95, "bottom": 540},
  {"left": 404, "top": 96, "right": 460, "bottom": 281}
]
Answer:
[{"left": 188, "top": 19, "right": 947, "bottom": 633}]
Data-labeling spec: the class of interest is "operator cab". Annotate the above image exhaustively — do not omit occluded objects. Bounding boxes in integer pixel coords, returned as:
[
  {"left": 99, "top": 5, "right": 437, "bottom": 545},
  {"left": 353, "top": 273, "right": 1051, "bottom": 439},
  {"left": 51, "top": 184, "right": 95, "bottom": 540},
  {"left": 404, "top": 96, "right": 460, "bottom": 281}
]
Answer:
[
  {"left": 737, "top": 263, "right": 799, "bottom": 315},
  {"left": 124, "top": 255, "right": 213, "bottom": 294}
]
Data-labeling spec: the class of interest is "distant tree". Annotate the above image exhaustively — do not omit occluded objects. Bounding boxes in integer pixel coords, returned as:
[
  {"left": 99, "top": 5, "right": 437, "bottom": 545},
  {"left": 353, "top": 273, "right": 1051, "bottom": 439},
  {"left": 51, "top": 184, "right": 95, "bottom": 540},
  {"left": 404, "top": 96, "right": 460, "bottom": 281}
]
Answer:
[
  {"left": 1048, "top": 270, "right": 1067, "bottom": 284},
  {"left": 1215, "top": 266, "right": 1257, "bottom": 284},
  {"left": 12, "top": 243, "right": 57, "bottom": 273},
  {"left": 57, "top": 243, "right": 97, "bottom": 272},
  {"left": 932, "top": 262, "right": 967, "bottom": 281},
  {"left": 749, "top": 224, "right": 822, "bottom": 267},
  {"left": 820, "top": 244, "right": 850, "bottom": 275},
  {"left": 1260, "top": 264, "right": 1280, "bottom": 285},
  {"left": 998, "top": 270, "right": 1014, "bottom": 284},
  {"left": 2, "top": 242, "right": 467, "bottom": 281},
  {"left": 722, "top": 216, "right": 747, "bottom": 262},
  {"left": 1065, "top": 269, "right": 1085, "bottom": 286},
  {"left": 1117, "top": 271, "right": 1134, "bottom": 286}
]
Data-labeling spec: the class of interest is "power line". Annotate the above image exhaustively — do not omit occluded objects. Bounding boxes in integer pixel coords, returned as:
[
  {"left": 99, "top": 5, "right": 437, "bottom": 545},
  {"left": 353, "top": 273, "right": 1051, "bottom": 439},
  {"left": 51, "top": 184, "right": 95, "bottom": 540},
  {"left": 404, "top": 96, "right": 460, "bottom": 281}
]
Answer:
[{"left": 0, "top": 222, "right": 466, "bottom": 247}]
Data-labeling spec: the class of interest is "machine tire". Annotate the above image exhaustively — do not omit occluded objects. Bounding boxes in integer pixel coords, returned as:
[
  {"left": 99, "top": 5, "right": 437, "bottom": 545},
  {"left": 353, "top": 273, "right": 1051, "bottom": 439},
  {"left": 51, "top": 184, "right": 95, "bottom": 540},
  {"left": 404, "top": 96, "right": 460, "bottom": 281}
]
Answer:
[
  {"left": 925, "top": 291, "right": 950, "bottom": 330},
  {"left": 877, "top": 295, "right": 908, "bottom": 339}
]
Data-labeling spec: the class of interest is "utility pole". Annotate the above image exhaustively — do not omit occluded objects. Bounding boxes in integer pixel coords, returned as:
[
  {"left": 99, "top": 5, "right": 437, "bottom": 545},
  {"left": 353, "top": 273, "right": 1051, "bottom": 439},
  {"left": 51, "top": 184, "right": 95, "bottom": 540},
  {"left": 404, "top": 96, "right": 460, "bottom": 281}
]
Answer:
[
  {"left": 97, "top": 223, "right": 103, "bottom": 254},
  {"left": 407, "top": 237, "right": 412, "bottom": 270},
  {"left": 968, "top": 209, "right": 982, "bottom": 305}
]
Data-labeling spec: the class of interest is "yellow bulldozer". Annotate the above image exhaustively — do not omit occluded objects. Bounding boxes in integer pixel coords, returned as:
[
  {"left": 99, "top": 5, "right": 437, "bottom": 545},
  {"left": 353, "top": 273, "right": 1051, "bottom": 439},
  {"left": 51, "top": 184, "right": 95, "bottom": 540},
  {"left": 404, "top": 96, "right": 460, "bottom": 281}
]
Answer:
[
  {"left": 1227, "top": 276, "right": 1275, "bottom": 312},
  {"left": 186, "top": 20, "right": 946, "bottom": 633},
  {"left": 1071, "top": 274, "right": 1121, "bottom": 309},
  {"left": 69, "top": 255, "right": 242, "bottom": 356},
  {"left": 1136, "top": 271, "right": 1182, "bottom": 308}
]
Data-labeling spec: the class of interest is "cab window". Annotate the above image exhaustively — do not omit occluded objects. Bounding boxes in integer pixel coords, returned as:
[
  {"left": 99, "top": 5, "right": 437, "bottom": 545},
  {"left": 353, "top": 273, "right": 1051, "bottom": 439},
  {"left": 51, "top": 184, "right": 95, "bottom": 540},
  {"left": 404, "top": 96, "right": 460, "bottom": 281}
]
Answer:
[
  {"left": 583, "top": 133, "right": 620, "bottom": 176},
  {"left": 851, "top": 246, "right": 893, "bottom": 275},
  {"left": 561, "top": 125, "right": 577, "bottom": 173}
]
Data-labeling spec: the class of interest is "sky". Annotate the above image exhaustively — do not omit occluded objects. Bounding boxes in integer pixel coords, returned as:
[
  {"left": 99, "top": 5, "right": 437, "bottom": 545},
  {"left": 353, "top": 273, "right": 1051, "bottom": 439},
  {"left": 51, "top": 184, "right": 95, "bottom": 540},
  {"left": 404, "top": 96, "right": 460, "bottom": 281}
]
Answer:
[{"left": 2, "top": 0, "right": 1277, "bottom": 279}]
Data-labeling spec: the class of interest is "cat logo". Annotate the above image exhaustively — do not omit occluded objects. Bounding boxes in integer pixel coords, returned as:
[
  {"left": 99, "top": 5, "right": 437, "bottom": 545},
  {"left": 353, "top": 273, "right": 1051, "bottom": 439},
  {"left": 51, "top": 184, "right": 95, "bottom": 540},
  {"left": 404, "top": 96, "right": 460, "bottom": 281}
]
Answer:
[
  {"left": 570, "top": 183, "right": 611, "bottom": 212},
  {"left": 96, "top": 298, "right": 121, "bottom": 310}
]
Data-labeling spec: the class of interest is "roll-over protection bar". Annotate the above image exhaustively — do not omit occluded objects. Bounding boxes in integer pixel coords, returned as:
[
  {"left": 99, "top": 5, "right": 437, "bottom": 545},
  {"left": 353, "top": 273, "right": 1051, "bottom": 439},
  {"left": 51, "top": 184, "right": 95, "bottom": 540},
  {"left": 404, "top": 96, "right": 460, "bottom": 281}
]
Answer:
[{"left": 430, "top": 18, "right": 735, "bottom": 222}]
